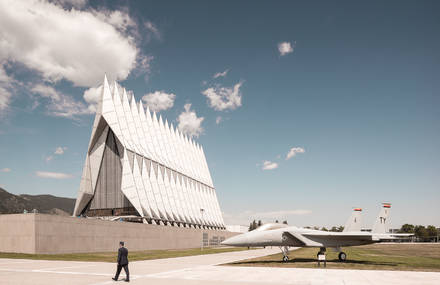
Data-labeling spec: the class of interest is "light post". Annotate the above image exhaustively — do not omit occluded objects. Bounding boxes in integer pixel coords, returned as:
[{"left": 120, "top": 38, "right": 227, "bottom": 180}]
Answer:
[{"left": 200, "top": 208, "right": 205, "bottom": 250}]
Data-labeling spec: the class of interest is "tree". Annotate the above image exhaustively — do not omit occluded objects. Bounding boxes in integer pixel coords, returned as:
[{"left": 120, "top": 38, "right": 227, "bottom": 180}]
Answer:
[
  {"left": 414, "top": 225, "right": 429, "bottom": 240},
  {"left": 321, "top": 227, "right": 328, "bottom": 231},
  {"left": 282, "top": 220, "right": 288, "bottom": 225},
  {"left": 399, "top": 224, "right": 415, "bottom": 233},
  {"left": 275, "top": 220, "right": 279, "bottom": 223},
  {"left": 257, "top": 220, "right": 262, "bottom": 227},
  {"left": 329, "top": 226, "right": 344, "bottom": 232},
  {"left": 248, "top": 220, "right": 258, "bottom": 231},
  {"left": 426, "top": 225, "right": 438, "bottom": 238},
  {"left": 313, "top": 226, "right": 319, "bottom": 230}
]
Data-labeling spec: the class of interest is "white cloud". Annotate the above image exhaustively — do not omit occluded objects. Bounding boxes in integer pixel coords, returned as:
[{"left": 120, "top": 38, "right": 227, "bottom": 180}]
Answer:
[
  {"left": 36, "top": 171, "right": 73, "bottom": 179},
  {"left": 262, "top": 160, "right": 278, "bottom": 170},
  {"left": 0, "top": 168, "right": 11, "bottom": 173},
  {"left": 0, "top": 0, "right": 140, "bottom": 87},
  {"left": 45, "top": 146, "right": 67, "bottom": 162},
  {"left": 54, "top": 0, "right": 87, "bottom": 9},
  {"left": 0, "top": 66, "right": 12, "bottom": 83},
  {"left": 278, "top": 41, "right": 295, "bottom": 56},
  {"left": 215, "top": 116, "right": 222, "bottom": 124},
  {"left": 0, "top": 86, "right": 11, "bottom": 112},
  {"left": 177, "top": 103, "right": 204, "bottom": 138},
  {"left": 142, "top": 91, "right": 176, "bottom": 112},
  {"left": 202, "top": 82, "right": 243, "bottom": 111},
  {"left": 286, "top": 147, "right": 305, "bottom": 160},
  {"left": 83, "top": 85, "right": 103, "bottom": 113},
  {"left": 213, "top": 69, "right": 229, "bottom": 79},
  {"left": 0, "top": 66, "right": 13, "bottom": 112},
  {"left": 54, "top": 146, "right": 67, "bottom": 155},
  {"left": 31, "top": 84, "right": 92, "bottom": 118}
]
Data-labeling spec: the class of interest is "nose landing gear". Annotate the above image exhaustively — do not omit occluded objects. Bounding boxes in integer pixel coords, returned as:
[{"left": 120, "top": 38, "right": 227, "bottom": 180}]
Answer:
[{"left": 338, "top": 252, "right": 347, "bottom": 262}]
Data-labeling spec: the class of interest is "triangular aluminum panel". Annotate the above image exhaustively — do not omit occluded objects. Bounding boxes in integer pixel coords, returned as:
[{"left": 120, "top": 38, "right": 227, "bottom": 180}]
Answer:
[
  {"left": 120, "top": 150, "right": 143, "bottom": 216},
  {"left": 88, "top": 116, "right": 108, "bottom": 153},
  {"left": 145, "top": 158, "right": 151, "bottom": 175},
  {"left": 166, "top": 168, "right": 171, "bottom": 181},
  {"left": 89, "top": 126, "right": 109, "bottom": 191},
  {"left": 152, "top": 161, "right": 158, "bottom": 178},
  {"left": 141, "top": 159, "right": 159, "bottom": 219},
  {"left": 131, "top": 154, "right": 152, "bottom": 218},
  {"left": 159, "top": 165, "right": 165, "bottom": 178},
  {"left": 148, "top": 161, "right": 166, "bottom": 220},
  {"left": 135, "top": 154, "right": 143, "bottom": 174},
  {"left": 126, "top": 150, "right": 135, "bottom": 171}
]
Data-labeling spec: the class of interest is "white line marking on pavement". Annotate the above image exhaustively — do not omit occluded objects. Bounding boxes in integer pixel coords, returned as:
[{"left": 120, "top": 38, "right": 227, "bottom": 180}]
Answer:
[
  {"left": 33, "top": 264, "right": 100, "bottom": 271},
  {"left": 0, "top": 267, "right": 138, "bottom": 278},
  {"left": 0, "top": 260, "right": 35, "bottom": 265}
]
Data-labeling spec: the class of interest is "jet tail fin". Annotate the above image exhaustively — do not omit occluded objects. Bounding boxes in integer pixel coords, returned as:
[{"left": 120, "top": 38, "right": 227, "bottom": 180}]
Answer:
[
  {"left": 343, "top": 208, "right": 362, "bottom": 232},
  {"left": 372, "top": 203, "right": 391, "bottom": 234}
]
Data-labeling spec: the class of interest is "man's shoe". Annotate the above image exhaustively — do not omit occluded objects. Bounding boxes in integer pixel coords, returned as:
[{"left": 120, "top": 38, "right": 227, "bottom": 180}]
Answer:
[
  {"left": 124, "top": 279, "right": 130, "bottom": 282},
  {"left": 112, "top": 277, "right": 117, "bottom": 281}
]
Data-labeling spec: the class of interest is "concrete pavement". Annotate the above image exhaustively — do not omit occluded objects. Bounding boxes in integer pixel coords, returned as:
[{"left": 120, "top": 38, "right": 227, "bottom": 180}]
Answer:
[{"left": 0, "top": 248, "right": 439, "bottom": 285}]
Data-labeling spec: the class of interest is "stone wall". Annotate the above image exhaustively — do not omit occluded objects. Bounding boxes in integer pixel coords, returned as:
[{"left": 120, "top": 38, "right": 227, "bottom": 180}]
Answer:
[
  {"left": 0, "top": 214, "right": 35, "bottom": 253},
  {"left": 0, "top": 214, "right": 238, "bottom": 254}
]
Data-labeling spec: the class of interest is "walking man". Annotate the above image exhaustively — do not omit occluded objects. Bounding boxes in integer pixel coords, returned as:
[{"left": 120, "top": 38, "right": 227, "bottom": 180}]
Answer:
[{"left": 112, "top": 241, "right": 129, "bottom": 282}]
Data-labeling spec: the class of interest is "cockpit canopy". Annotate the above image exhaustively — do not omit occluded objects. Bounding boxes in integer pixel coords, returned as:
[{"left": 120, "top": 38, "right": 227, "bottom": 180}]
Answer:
[{"left": 255, "top": 223, "right": 289, "bottom": 231}]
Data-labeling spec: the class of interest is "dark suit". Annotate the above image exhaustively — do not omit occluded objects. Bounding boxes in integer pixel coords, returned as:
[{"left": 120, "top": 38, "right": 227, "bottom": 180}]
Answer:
[{"left": 114, "top": 247, "right": 129, "bottom": 281}]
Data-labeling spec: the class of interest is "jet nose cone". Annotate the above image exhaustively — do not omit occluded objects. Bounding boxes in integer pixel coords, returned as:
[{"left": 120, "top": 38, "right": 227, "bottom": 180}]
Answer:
[{"left": 221, "top": 234, "right": 247, "bottom": 246}]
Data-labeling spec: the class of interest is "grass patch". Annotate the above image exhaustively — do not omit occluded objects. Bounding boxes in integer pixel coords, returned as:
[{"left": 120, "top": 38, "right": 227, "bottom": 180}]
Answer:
[
  {"left": 0, "top": 247, "right": 252, "bottom": 262},
  {"left": 227, "top": 244, "right": 440, "bottom": 272}
]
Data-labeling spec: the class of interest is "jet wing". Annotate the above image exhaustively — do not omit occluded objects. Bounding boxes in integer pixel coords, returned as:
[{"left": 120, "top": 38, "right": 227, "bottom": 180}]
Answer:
[
  {"left": 302, "top": 232, "right": 373, "bottom": 241},
  {"left": 281, "top": 231, "right": 368, "bottom": 246}
]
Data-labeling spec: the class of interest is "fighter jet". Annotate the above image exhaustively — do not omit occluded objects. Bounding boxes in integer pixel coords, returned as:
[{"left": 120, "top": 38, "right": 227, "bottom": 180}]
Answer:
[{"left": 222, "top": 203, "right": 412, "bottom": 262}]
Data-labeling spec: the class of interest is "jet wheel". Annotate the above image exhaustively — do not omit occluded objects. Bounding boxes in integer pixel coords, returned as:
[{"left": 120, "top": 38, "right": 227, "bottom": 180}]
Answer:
[
  {"left": 283, "top": 256, "right": 289, "bottom": 262},
  {"left": 338, "top": 252, "right": 347, "bottom": 262}
]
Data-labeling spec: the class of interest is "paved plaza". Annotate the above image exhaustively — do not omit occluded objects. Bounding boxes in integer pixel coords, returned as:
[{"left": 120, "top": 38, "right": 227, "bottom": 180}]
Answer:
[{"left": 0, "top": 248, "right": 438, "bottom": 285}]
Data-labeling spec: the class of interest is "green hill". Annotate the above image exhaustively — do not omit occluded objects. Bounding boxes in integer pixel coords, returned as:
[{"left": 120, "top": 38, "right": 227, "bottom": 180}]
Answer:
[{"left": 0, "top": 187, "right": 75, "bottom": 216}]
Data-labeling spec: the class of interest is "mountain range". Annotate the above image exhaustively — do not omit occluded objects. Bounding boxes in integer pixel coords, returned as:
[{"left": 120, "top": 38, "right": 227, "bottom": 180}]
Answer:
[{"left": 0, "top": 187, "right": 75, "bottom": 216}]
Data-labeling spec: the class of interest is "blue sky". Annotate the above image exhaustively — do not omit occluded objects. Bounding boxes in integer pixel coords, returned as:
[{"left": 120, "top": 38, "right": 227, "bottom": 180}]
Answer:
[{"left": 0, "top": 0, "right": 439, "bottom": 227}]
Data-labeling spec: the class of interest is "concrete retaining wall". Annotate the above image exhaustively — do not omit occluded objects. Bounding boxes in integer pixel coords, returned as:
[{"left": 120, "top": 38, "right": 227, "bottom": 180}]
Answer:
[{"left": 0, "top": 214, "right": 238, "bottom": 254}]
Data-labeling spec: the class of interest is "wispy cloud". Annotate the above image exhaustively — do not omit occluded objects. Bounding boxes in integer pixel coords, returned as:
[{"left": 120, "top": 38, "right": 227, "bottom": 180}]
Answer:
[
  {"left": 35, "top": 171, "right": 73, "bottom": 179},
  {"left": 31, "top": 84, "right": 92, "bottom": 118},
  {"left": 0, "top": 168, "right": 11, "bottom": 173},
  {"left": 144, "top": 21, "right": 161, "bottom": 41},
  {"left": 286, "top": 147, "right": 305, "bottom": 160},
  {"left": 213, "top": 69, "right": 229, "bottom": 79},
  {"left": 262, "top": 160, "right": 278, "bottom": 170},
  {"left": 278, "top": 41, "right": 295, "bottom": 56},
  {"left": 215, "top": 116, "right": 222, "bottom": 124},
  {"left": 46, "top": 146, "right": 67, "bottom": 162}
]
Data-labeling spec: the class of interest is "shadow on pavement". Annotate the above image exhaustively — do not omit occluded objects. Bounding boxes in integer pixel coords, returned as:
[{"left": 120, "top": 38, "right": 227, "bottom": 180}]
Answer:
[{"left": 231, "top": 258, "right": 400, "bottom": 267}]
